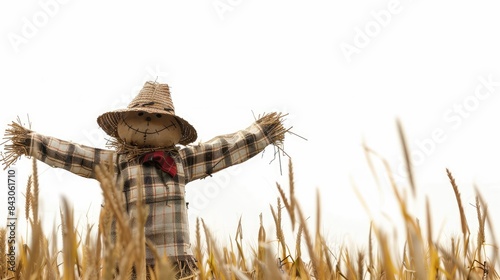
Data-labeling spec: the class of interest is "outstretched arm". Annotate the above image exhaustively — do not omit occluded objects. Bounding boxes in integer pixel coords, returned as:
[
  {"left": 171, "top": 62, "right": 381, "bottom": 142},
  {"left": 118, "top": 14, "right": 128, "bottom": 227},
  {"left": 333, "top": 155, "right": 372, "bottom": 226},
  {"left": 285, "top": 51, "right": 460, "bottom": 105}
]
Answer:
[
  {"left": 2, "top": 121, "right": 115, "bottom": 179},
  {"left": 179, "top": 112, "right": 287, "bottom": 182}
]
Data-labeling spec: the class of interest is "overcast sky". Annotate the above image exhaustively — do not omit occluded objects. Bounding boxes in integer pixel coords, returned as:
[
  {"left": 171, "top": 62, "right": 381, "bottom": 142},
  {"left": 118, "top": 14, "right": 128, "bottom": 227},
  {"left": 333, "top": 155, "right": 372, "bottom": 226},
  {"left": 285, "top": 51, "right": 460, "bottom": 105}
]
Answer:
[{"left": 1, "top": 0, "right": 500, "bottom": 256}]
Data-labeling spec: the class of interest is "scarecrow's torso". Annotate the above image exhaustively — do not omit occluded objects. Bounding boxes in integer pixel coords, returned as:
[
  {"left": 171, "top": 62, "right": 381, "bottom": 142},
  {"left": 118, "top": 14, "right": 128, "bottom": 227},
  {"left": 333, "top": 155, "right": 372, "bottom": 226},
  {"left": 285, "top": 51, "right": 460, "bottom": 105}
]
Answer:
[{"left": 115, "top": 151, "right": 193, "bottom": 263}]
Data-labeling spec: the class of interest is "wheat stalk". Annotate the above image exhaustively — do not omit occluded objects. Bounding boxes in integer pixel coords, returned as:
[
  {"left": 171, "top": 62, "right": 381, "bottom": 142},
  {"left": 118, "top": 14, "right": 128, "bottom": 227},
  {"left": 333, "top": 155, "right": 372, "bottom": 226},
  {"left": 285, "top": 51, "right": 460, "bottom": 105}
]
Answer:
[
  {"left": 0, "top": 228, "right": 6, "bottom": 278},
  {"left": 292, "top": 196, "right": 318, "bottom": 279},
  {"left": 24, "top": 175, "right": 32, "bottom": 222},
  {"left": 475, "top": 195, "right": 485, "bottom": 265},
  {"left": 31, "top": 158, "right": 39, "bottom": 225},
  {"left": 446, "top": 168, "right": 470, "bottom": 259},
  {"left": 396, "top": 118, "right": 416, "bottom": 197}
]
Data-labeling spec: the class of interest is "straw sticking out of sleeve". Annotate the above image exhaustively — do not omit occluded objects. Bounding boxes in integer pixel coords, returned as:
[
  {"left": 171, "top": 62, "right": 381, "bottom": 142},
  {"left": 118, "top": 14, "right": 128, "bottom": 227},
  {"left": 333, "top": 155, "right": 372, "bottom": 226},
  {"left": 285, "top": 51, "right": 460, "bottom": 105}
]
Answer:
[{"left": 1, "top": 121, "right": 32, "bottom": 169}]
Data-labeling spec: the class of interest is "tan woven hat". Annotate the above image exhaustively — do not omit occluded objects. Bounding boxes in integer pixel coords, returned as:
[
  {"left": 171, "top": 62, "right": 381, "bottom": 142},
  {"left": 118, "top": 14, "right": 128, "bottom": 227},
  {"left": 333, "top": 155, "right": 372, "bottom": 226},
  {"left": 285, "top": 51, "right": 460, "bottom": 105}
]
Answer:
[{"left": 97, "top": 81, "right": 197, "bottom": 145}]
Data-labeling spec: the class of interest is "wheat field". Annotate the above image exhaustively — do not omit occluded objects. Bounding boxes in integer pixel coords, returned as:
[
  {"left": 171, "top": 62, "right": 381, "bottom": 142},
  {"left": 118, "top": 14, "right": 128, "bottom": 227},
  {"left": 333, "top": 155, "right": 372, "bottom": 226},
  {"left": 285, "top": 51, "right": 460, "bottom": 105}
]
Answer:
[{"left": 1, "top": 123, "right": 498, "bottom": 280}]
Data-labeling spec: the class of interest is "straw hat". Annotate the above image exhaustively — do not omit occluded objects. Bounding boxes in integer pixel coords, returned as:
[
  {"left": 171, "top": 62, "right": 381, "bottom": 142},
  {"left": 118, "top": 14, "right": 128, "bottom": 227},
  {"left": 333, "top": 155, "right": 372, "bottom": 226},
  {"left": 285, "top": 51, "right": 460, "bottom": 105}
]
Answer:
[{"left": 97, "top": 81, "right": 197, "bottom": 145}]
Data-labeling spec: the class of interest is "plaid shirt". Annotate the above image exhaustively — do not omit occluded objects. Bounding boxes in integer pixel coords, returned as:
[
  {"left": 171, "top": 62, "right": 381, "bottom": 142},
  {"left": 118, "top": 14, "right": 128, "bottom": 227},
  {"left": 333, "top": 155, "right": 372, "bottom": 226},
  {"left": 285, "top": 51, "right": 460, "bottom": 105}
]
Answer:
[{"left": 23, "top": 121, "right": 274, "bottom": 265}]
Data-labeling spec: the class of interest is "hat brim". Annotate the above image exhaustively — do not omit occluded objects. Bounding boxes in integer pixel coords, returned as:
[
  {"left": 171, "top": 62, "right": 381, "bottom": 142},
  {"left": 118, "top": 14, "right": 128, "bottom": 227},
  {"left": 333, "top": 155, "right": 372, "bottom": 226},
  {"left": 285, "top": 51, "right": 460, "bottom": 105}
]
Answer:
[{"left": 97, "top": 108, "right": 197, "bottom": 146}]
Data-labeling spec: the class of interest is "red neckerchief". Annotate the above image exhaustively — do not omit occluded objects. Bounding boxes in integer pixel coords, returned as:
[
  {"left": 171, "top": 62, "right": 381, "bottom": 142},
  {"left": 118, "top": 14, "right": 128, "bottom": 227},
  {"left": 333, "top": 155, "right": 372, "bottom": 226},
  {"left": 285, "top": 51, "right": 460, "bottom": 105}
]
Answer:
[{"left": 140, "top": 151, "right": 177, "bottom": 177}]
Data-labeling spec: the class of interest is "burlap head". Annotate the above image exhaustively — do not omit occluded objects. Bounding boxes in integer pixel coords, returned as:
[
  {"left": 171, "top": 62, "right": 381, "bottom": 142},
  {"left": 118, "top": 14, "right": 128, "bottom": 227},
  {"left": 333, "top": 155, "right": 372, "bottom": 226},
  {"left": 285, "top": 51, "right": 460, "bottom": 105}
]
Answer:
[{"left": 97, "top": 81, "right": 197, "bottom": 145}]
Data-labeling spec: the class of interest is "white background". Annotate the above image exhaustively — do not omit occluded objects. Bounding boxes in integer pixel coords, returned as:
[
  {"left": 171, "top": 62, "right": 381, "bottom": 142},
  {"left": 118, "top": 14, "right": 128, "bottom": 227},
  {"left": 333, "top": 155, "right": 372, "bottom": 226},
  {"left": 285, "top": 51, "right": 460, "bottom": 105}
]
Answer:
[{"left": 1, "top": 0, "right": 500, "bottom": 262}]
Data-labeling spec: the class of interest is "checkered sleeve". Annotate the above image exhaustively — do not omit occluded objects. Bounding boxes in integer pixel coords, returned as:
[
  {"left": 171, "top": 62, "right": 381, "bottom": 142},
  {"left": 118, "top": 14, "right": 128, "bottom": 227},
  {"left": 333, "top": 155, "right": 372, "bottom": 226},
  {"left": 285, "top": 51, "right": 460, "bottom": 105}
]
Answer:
[
  {"left": 179, "top": 112, "right": 286, "bottom": 181},
  {"left": 2, "top": 122, "right": 115, "bottom": 178}
]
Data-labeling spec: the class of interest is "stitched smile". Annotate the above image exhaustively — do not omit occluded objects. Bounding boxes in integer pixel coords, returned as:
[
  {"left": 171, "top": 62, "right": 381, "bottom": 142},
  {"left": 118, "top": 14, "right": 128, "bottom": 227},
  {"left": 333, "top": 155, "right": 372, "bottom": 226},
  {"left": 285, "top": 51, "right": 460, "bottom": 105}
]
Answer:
[{"left": 121, "top": 120, "right": 177, "bottom": 135}]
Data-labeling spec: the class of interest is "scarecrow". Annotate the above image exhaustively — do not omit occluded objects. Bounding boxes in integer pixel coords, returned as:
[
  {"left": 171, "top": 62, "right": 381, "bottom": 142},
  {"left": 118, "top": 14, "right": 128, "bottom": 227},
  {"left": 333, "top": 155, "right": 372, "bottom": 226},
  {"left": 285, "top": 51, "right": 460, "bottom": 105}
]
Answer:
[{"left": 2, "top": 81, "right": 287, "bottom": 277}]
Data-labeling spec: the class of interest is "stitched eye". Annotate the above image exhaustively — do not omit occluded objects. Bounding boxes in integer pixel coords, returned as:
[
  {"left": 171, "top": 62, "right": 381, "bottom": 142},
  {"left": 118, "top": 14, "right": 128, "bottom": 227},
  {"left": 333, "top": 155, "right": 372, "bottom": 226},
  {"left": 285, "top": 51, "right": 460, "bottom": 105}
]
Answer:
[
  {"left": 138, "top": 112, "right": 144, "bottom": 116},
  {"left": 156, "top": 114, "right": 162, "bottom": 118}
]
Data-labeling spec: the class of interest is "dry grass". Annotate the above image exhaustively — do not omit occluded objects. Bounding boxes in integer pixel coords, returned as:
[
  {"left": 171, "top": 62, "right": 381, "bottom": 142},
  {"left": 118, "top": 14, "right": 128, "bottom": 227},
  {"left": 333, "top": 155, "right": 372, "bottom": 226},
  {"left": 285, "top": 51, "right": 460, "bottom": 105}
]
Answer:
[{"left": 1, "top": 122, "right": 499, "bottom": 279}]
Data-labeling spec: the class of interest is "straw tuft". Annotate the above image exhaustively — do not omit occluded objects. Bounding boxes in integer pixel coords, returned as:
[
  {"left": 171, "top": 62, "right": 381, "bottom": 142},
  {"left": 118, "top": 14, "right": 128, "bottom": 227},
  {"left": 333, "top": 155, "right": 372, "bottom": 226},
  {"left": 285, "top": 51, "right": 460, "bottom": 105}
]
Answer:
[
  {"left": 255, "top": 112, "right": 287, "bottom": 147},
  {"left": 1, "top": 121, "right": 32, "bottom": 169}
]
